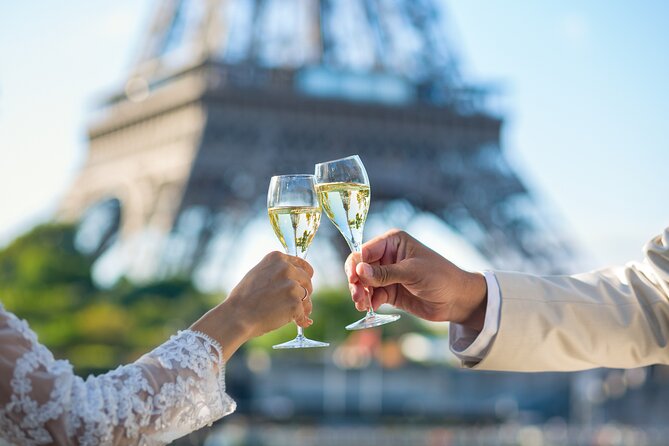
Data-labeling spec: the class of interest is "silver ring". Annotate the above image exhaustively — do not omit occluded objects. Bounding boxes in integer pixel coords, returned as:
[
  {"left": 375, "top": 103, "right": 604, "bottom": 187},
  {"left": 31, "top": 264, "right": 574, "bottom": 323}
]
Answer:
[{"left": 300, "top": 286, "right": 308, "bottom": 301}]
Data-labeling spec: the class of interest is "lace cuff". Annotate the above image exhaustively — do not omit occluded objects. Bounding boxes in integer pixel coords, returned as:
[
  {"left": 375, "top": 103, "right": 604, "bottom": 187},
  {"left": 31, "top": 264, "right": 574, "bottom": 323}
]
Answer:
[{"left": 146, "top": 329, "right": 238, "bottom": 442}]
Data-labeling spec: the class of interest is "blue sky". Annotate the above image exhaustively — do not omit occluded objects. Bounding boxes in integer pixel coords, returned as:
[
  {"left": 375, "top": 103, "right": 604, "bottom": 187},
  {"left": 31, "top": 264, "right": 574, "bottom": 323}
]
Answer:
[
  {"left": 449, "top": 1, "right": 669, "bottom": 266},
  {"left": 1, "top": 1, "right": 667, "bottom": 273}
]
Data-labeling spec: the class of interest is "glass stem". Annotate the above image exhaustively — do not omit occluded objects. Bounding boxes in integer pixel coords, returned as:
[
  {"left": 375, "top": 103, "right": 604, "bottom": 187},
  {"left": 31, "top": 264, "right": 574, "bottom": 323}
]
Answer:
[
  {"left": 353, "top": 243, "right": 376, "bottom": 319},
  {"left": 289, "top": 238, "right": 310, "bottom": 338},
  {"left": 366, "top": 302, "right": 377, "bottom": 319}
]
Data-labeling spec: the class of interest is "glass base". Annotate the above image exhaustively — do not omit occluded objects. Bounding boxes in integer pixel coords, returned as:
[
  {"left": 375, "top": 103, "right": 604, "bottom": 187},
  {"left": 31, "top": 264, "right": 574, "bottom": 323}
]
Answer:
[
  {"left": 345, "top": 312, "right": 401, "bottom": 331},
  {"left": 272, "top": 335, "right": 330, "bottom": 349}
]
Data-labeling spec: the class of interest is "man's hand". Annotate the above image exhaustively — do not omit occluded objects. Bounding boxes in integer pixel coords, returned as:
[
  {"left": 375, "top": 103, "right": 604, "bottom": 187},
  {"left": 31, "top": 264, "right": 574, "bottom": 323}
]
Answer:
[{"left": 345, "top": 229, "right": 488, "bottom": 331}]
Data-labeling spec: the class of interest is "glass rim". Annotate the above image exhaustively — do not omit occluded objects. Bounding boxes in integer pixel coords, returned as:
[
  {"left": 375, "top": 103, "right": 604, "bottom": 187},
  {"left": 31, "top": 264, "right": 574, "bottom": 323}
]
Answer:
[
  {"left": 269, "top": 174, "right": 316, "bottom": 180},
  {"left": 314, "top": 154, "right": 361, "bottom": 168}
]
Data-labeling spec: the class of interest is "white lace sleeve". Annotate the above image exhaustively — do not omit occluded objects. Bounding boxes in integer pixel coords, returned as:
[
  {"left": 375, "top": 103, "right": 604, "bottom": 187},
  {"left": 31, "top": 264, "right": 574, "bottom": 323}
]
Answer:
[{"left": 0, "top": 304, "right": 236, "bottom": 445}]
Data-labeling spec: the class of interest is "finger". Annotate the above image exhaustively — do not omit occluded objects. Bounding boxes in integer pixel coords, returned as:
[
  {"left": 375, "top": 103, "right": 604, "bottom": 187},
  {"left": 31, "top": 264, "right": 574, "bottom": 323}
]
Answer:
[
  {"left": 356, "top": 260, "right": 412, "bottom": 287},
  {"left": 360, "top": 229, "right": 403, "bottom": 264},
  {"left": 370, "top": 287, "right": 391, "bottom": 311},
  {"left": 294, "top": 302, "right": 313, "bottom": 327},
  {"left": 354, "top": 287, "right": 372, "bottom": 311},
  {"left": 295, "top": 313, "right": 310, "bottom": 327},
  {"left": 290, "top": 284, "right": 313, "bottom": 308},
  {"left": 291, "top": 287, "right": 308, "bottom": 325},
  {"left": 288, "top": 268, "right": 314, "bottom": 297},
  {"left": 284, "top": 255, "right": 314, "bottom": 277},
  {"left": 355, "top": 298, "right": 368, "bottom": 311},
  {"left": 345, "top": 252, "right": 362, "bottom": 284},
  {"left": 349, "top": 282, "right": 369, "bottom": 304},
  {"left": 295, "top": 314, "right": 312, "bottom": 328},
  {"left": 302, "top": 295, "right": 313, "bottom": 316}
]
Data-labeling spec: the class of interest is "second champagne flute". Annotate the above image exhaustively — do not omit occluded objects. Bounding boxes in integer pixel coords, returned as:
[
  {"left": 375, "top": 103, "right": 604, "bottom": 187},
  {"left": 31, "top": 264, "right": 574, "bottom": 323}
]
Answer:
[
  {"left": 315, "top": 155, "right": 401, "bottom": 330},
  {"left": 267, "top": 174, "right": 329, "bottom": 349}
]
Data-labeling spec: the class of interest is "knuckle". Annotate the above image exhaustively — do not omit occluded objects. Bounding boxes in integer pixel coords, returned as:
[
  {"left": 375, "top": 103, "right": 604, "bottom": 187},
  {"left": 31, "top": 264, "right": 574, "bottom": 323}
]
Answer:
[
  {"left": 299, "top": 259, "right": 314, "bottom": 276},
  {"left": 266, "top": 251, "right": 283, "bottom": 261},
  {"left": 282, "top": 279, "right": 296, "bottom": 293},
  {"left": 276, "top": 260, "right": 291, "bottom": 274},
  {"left": 280, "top": 262, "right": 292, "bottom": 275},
  {"left": 389, "top": 228, "right": 404, "bottom": 236}
]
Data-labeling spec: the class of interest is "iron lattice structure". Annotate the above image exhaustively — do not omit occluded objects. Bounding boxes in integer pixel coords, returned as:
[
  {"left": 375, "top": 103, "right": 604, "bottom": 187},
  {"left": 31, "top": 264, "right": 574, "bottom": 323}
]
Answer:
[{"left": 61, "top": 0, "right": 573, "bottom": 280}]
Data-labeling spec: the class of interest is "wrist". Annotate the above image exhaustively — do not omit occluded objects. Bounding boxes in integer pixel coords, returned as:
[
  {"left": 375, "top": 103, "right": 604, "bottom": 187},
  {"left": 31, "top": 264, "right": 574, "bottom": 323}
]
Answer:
[
  {"left": 190, "top": 299, "right": 256, "bottom": 361},
  {"left": 456, "top": 272, "right": 487, "bottom": 331}
]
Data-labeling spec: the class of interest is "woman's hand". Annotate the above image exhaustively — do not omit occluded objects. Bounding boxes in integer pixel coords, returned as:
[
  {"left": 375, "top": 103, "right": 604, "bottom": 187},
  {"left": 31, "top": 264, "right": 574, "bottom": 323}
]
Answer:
[
  {"left": 225, "top": 251, "right": 315, "bottom": 336},
  {"left": 191, "top": 251, "right": 315, "bottom": 360}
]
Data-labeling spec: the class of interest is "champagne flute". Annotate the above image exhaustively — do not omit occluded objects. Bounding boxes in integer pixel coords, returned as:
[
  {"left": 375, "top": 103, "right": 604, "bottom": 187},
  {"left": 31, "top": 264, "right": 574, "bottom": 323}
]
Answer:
[
  {"left": 267, "top": 174, "right": 329, "bottom": 349},
  {"left": 314, "top": 155, "right": 401, "bottom": 330}
]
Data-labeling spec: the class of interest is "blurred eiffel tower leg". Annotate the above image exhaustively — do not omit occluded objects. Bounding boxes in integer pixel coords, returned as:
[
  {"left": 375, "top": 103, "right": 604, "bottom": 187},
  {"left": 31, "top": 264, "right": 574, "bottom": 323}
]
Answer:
[
  {"left": 190, "top": 209, "right": 261, "bottom": 289},
  {"left": 59, "top": 0, "right": 576, "bottom": 285}
]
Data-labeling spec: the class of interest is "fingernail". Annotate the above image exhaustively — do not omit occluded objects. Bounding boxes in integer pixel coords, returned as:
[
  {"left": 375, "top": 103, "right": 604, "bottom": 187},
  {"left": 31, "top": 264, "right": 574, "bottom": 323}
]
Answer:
[{"left": 358, "top": 263, "right": 373, "bottom": 278}]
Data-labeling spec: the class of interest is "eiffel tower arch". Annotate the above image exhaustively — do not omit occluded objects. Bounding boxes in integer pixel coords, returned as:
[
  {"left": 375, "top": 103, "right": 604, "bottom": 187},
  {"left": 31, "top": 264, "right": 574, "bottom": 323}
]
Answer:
[{"left": 60, "top": 0, "right": 573, "bottom": 281}]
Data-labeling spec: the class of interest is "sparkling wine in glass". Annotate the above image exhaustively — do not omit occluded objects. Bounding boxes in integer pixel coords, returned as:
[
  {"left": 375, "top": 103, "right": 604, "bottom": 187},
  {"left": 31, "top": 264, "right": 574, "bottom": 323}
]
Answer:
[
  {"left": 267, "top": 174, "right": 329, "bottom": 349},
  {"left": 315, "top": 155, "right": 401, "bottom": 330}
]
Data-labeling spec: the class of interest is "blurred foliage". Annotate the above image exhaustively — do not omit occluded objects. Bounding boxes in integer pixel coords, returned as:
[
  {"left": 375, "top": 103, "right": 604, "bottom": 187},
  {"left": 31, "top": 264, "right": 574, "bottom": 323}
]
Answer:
[{"left": 0, "top": 223, "right": 218, "bottom": 375}]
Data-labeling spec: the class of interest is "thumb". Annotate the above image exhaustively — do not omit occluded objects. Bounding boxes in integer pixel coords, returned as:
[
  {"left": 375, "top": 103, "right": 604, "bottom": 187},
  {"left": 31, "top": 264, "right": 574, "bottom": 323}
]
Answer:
[{"left": 356, "top": 261, "right": 411, "bottom": 287}]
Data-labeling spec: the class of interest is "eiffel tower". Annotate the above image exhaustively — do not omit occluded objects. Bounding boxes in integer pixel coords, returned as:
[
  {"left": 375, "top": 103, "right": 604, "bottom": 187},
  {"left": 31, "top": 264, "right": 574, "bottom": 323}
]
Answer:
[{"left": 60, "top": 0, "right": 573, "bottom": 281}]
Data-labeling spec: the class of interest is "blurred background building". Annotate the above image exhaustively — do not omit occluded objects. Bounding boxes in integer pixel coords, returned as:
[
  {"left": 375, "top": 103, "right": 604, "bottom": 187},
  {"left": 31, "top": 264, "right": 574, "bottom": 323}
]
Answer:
[
  {"left": 1, "top": 0, "right": 668, "bottom": 445},
  {"left": 60, "top": 0, "right": 573, "bottom": 285}
]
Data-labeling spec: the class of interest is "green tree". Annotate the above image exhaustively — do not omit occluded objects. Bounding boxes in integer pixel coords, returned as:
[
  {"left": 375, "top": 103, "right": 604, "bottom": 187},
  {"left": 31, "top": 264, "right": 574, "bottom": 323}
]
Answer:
[{"left": 0, "top": 223, "right": 217, "bottom": 375}]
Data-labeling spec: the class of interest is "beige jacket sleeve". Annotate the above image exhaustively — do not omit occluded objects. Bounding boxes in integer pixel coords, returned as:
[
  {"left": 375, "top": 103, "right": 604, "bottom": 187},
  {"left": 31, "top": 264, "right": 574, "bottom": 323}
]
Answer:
[{"left": 475, "top": 226, "right": 669, "bottom": 372}]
